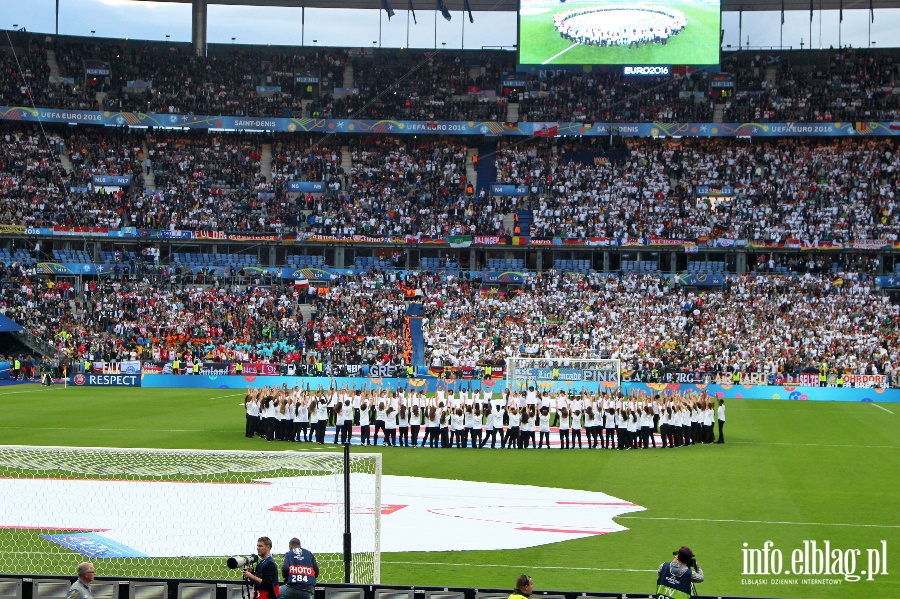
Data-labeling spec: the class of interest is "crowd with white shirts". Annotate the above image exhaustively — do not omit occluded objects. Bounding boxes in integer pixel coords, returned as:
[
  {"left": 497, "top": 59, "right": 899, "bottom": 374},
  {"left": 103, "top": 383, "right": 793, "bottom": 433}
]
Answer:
[
  {"left": 421, "top": 270, "right": 900, "bottom": 382},
  {"left": 492, "top": 136, "right": 900, "bottom": 243}
]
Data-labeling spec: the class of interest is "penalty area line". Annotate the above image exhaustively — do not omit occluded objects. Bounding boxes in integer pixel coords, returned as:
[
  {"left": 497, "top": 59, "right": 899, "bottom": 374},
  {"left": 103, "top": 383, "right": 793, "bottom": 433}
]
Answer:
[
  {"left": 542, "top": 43, "right": 579, "bottom": 65},
  {"left": 381, "top": 561, "right": 656, "bottom": 574},
  {"left": 616, "top": 516, "right": 900, "bottom": 529},
  {"left": 872, "top": 403, "right": 895, "bottom": 415}
]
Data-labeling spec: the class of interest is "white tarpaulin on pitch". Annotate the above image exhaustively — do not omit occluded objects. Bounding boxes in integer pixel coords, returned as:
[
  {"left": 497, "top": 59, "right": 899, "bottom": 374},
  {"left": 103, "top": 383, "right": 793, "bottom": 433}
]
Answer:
[{"left": 1, "top": 475, "right": 644, "bottom": 555}]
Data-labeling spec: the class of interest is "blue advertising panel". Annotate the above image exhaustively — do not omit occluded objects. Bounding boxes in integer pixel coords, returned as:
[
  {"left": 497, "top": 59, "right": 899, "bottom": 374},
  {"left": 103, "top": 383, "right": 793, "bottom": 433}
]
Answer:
[
  {"left": 287, "top": 181, "right": 326, "bottom": 193},
  {"left": 2, "top": 106, "right": 900, "bottom": 138},
  {"left": 139, "top": 375, "right": 900, "bottom": 403},
  {"left": 70, "top": 374, "right": 141, "bottom": 387},
  {"left": 93, "top": 175, "right": 133, "bottom": 187},
  {"left": 695, "top": 185, "right": 735, "bottom": 196},
  {"left": 490, "top": 184, "right": 529, "bottom": 196},
  {"left": 84, "top": 60, "right": 111, "bottom": 76}
]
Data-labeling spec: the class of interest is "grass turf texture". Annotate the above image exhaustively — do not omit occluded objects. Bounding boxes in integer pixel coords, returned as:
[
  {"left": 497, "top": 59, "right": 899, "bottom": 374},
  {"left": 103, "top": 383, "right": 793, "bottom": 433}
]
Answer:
[
  {"left": 1, "top": 385, "right": 898, "bottom": 598},
  {"left": 519, "top": 5, "right": 720, "bottom": 65}
]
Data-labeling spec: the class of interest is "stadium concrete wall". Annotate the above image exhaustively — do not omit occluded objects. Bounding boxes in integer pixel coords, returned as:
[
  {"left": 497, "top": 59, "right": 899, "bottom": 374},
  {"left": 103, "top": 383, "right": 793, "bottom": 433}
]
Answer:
[{"left": 133, "top": 375, "right": 900, "bottom": 402}]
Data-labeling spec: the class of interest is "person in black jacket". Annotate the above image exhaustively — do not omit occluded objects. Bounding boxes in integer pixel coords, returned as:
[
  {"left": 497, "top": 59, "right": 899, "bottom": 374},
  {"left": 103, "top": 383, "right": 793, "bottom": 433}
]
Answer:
[{"left": 243, "top": 537, "right": 279, "bottom": 599}]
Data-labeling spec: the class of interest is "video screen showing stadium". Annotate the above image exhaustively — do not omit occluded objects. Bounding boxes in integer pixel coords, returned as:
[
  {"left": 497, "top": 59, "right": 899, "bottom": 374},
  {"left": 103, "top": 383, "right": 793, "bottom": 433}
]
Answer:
[{"left": 519, "top": 0, "right": 721, "bottom": 65}]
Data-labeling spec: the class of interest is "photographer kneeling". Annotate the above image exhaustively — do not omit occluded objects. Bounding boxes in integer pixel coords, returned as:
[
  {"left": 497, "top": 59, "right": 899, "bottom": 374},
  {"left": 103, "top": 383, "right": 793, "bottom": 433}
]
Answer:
[
  {"left": 281, "top": 538, "right": 319, "bottom": 599},
  {"left": 243, "top": 537, "right": 279, "bottom": 599},
  {"left": 655, "top": 546, "right": 703, "bottom": 599}
]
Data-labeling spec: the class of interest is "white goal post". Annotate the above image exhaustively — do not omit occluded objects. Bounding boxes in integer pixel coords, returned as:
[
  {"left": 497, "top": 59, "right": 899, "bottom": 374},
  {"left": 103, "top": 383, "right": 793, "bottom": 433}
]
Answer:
[
  {"left": 0, "top": 446, "right": 381, "bottom": 583},
  {"left": 506, "top": 357, "right": 622, "bottom": 393}
]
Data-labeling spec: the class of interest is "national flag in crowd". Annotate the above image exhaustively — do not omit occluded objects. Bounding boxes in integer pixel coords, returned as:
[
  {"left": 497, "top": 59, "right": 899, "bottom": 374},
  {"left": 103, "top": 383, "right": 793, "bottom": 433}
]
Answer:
[
  {"left": 409, "top": 0, "right": 417, "bottom": 24},
  {"left": 463, "top": 0, "right": 474, "bottom": 23}
]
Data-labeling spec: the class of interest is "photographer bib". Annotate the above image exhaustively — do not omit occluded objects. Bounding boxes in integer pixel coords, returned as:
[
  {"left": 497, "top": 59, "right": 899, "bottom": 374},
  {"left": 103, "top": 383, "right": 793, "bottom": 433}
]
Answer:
[{"left": 285, "top": 548, "right": 317, "bottom": 586}]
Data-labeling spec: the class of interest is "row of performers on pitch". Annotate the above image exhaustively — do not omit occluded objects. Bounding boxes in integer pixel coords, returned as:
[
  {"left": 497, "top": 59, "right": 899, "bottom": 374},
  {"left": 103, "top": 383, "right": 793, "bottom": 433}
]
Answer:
[{"left": 243, "top": 390, "right": 718, "bottom": 448}]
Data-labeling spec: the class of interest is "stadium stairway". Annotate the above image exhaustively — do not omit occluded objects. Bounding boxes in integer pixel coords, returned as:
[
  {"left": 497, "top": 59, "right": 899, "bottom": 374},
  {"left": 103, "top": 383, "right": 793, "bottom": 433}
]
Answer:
[
  {"left": 713, "top": 103, "right": 725, "bottom": 124},
  {"left": 297, "top": 304, "right": 316, "bottom": 323},
  {"left": 343, "top": 64, "right": 354, "bottom": 89},
  {"left": 515, "top": 209, "right": 533, "bottom": 237},
  {"left": 59, "top": 147, "right": 73, "bottom": 175},
  {"left": 406, "top": 304, "right": 426, "bottom": 369},
  {"left": 143, "top": 141, "right": 156, "bottom": 191},
  {"left": 506, "top": 102, "right": 519, "bottom": 122},
  {"left": 261, "top": 144, "right": 273, "bottom": 183},
  {"left": 46, "top": 50, "right": 60, "bottom": 78},
  {"left": 466, "top": 148, "right": 477, "bottom": 189},
  {"left": 475, "top": 139, "right": 497, "bottom": 197},
  {"left": 341, "top": 146, "right": 352, "bottom": 180}
]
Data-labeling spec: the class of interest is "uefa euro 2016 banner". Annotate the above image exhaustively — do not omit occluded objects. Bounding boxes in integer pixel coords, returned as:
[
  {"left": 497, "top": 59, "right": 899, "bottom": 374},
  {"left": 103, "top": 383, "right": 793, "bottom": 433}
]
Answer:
[{"left": 2, "top": 106, "right": 899, "bottom": 138}]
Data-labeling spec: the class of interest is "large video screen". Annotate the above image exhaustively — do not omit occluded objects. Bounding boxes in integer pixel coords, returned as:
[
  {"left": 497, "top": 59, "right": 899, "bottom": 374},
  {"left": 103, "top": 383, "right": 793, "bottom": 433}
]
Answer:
[{"left": 519, "top": 0, "right": 721, "bottom": 66}]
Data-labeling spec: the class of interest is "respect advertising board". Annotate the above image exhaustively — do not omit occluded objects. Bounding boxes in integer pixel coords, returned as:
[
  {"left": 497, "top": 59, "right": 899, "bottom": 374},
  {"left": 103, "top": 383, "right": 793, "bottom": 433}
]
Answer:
[{"left": 70, "top": 373, "right": 141, "bottom": 386}]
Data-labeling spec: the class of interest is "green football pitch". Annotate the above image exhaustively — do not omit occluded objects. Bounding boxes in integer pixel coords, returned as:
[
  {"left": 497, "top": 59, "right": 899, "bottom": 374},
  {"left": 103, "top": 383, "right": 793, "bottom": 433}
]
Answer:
[
  {"left": 519, "top": 4, "right": 721, "bottom": 66},
  {"left": 1, "top": 384, "right": 898, "bottom": 598}
]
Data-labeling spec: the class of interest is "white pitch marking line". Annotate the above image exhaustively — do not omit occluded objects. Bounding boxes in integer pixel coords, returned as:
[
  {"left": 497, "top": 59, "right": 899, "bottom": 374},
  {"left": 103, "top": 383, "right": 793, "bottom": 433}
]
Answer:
[
  {"left": 616, "top": 516, "right": 900, "bottom": 529},
  {"left": 872, "top": 403, "right": 895, "bottom": 414},
  {"left": 0, "top": 386, "right": 62, "bottom": 396},
  {"left": 542, "top": 43, "right": 579, "bottom": 65},
  {"left": 0, "top": 426, "right": 235, "bottom": 433},
  {"left": 732, "top": 441, "right": 899, "bottom": 450},
  {"left": 382, "top": 561, "right": 656, "bottom": 573}
]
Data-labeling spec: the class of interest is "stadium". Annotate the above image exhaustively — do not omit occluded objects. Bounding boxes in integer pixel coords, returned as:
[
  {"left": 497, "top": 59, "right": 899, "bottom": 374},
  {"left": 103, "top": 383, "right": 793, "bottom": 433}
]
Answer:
[{"left": 1, "top": 1, "right": 899, "bottom": 599}]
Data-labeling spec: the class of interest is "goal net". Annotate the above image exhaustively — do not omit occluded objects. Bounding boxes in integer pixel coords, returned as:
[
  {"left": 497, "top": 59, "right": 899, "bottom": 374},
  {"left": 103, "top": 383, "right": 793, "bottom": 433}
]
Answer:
[
  {"left": 506, "top": 357, "right": 621, "bottom": 393},
  {"left": 0, "top": 446, "right": 381, "bottom": 583}
]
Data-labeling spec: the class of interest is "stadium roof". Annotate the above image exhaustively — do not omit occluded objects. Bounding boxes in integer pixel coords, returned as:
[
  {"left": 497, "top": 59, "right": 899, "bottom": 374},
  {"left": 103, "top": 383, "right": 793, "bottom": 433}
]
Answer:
[{"left": 133, "top": 0, "right": 900, "bottom": 14}]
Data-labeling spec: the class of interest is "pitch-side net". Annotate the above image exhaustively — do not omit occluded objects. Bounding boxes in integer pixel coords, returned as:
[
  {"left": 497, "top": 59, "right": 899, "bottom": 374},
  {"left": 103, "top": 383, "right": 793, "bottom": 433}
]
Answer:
[
  {"left": 0, "top": 446, "right": 381, "bottom": 583},
  {"left": 506, "top": 357, "right": 621, "bottom": 392}
]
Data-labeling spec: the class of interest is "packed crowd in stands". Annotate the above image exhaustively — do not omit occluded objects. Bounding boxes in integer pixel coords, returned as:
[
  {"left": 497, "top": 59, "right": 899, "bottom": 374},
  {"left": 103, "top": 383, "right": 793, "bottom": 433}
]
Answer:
[
  {"left": 3, "top": 122, "right": 900, "bottom": 241},
  {"left": 492, "top": 136, "right": 900, "bottom": 242},
  {"left": 420, "top": 270, "right": 900, "bottom": 380},
  {"left": 3, "top": 31, "right": 898, "bottom": 122},
  {"left": 1, "top": 258, "right": 897, "bottom": 385},
  {"left": 722, "top": 49, "right": 900, "bottom": 123},
  {"left": 326, "top": 136, "right": 478, "bottom": 237},
  {"left": 0, "top": 266, "right": 413, "bottom": 370}
]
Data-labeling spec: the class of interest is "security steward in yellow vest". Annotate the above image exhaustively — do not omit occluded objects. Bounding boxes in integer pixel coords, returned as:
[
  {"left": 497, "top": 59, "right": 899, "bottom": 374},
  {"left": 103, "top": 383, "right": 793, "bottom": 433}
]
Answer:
[{"left": 508, "top": 575, "right": 532, "bottom": 599}]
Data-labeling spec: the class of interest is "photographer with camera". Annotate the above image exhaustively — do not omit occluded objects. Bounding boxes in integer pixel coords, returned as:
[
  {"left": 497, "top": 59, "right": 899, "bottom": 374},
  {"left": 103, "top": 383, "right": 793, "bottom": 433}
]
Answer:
[
  {"left": 280, "top": 538, "right": 319, "bottom": 599},
  {"left": 242, "top": 537, "right": 279, "bottom": 599},
  {"left": 655, "top": 546, "right": 703, "bottom": 599}
]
